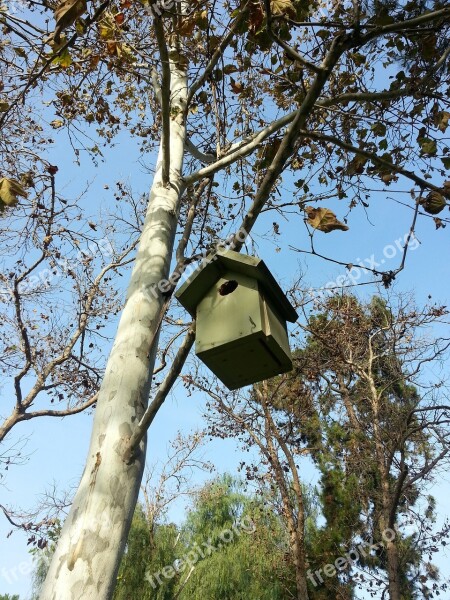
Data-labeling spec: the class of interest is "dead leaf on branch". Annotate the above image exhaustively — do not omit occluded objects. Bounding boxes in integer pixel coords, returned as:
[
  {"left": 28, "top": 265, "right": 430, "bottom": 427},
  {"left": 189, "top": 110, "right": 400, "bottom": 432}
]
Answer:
[
  {"left": 435, "top": 111, "right": 450, "bottom": 133},
  {"left": 270, "top": 0, "right": 295, "bottom": 16},
  {"left": 248, "top": 0, "right": 264, "bottom": 32},
  {"left": 443, "top": 180, "right": 450, "bottom": 196},
  {"left": 304, "top": 206, "right": 349, "bottom": 233},
  {"left": 179, "top": 14, "right": 197, "bottom": 36},
  {"left": 420, "top": 191, "right": 447, "bottom": 215},
  {"left": 53, "top": 0, "right": 87, "bottom": 42},
  {"left": 230, "top": 78, "right": 244, "bottom": 94},
  {"left": 50, "top": 119, "right": 64, "bottom": 129},
  {"left": 0, "top": 178, "right": 28, "bottom": 212}
]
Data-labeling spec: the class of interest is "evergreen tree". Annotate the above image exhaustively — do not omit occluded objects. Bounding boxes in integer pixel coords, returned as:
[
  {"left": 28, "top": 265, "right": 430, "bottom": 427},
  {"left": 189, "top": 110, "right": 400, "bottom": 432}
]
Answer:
[
  {"left": 114, "top": 504, "right": 182, "bottom": 600},
  {"left": 180, "top": 475, "right": 295, "bottom": 600},
  {"left": 287, "top": 295, "right": 450, "bottom": 599}
]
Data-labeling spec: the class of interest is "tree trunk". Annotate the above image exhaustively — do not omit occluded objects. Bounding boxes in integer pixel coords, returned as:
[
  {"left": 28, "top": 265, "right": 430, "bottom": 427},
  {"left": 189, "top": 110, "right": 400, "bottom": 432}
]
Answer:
[
  {"left": 367, "top": 371, "right": 402, "bottom": 600},
  {"left": 259, "top": 389, "right": 309, "bottom": 600},
  {"left": 385, "top": 538, "right": 402, "bottom": 600},
  {"left": 39, "top": 54, "right": 187, "bottom": 600}
]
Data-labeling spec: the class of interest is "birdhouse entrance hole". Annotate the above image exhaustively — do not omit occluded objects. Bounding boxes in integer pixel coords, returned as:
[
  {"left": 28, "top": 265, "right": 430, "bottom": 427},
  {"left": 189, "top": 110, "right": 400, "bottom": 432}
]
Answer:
[{"left": 219, "top": 280, "right": 238, "bottom": 296}]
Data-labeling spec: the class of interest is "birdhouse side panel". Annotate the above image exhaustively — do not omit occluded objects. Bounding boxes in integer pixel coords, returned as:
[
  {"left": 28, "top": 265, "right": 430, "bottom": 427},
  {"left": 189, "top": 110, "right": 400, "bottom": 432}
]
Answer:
[
  {"left": 261, "top": 294, "right": 293, "bottom": 361},
  {"left": 195, "top": 272, "right": 264, "bottom": 355}
]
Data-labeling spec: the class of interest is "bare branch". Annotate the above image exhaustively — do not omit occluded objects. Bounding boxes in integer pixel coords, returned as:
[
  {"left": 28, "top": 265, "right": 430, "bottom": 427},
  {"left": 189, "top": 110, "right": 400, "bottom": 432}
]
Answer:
[
  {"left": 154, "top": 16, "right": 171, "bottom": 186},
  {"left": 123, "top": 325, "right": 196, "bottom": 462},
  {"left": 187, "top": 8, "right": 249, "bottom": 106}
]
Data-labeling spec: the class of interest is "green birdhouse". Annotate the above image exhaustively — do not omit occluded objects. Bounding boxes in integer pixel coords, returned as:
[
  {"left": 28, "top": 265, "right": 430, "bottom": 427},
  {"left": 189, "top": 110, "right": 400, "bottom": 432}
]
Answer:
[{"left": 175, "top": 249, "right": 298, "bottom": 390}]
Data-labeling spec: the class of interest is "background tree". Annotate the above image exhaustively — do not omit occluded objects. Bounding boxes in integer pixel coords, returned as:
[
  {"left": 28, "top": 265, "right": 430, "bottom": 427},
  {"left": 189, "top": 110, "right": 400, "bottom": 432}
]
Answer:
[
  {"left": 28, "top": 430, "right": 211, "bottom": 599},
  {"left": 292, "top": 294, "right": 450, "bottom": 599},
  {"left": 198, "top": 365, "right": 355, "bottom": 599},
  {"left": 114, "top": 505, "right": 181, "bottom": 600},
  {"left": 179, "top": 475, "right": 295, "bottom": 600}
]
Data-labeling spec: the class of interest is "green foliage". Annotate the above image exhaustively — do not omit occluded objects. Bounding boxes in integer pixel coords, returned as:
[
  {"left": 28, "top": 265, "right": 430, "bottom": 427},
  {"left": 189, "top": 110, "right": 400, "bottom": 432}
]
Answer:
[
  {"left": 114, "top": 505, "right": 182, "bottom": 600},
  {"left": 112, "top": 475, "right": 296, "bottom": 600},
  {"left": 274, "top": 295, "right": 449, "bottom": 598},
  {"left": 180, "top": 475, "right": 295, "bottom": 600}
]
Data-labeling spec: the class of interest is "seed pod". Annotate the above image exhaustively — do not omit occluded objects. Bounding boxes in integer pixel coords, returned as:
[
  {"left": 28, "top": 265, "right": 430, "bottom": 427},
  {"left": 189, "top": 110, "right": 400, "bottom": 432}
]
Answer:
[{"left": 420, "top": 191, "right": 446, "bottom": 215}]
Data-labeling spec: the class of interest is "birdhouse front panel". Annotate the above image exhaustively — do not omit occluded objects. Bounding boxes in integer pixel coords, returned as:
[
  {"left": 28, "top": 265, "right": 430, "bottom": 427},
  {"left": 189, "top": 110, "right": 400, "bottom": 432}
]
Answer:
[
  {"left": 196, "top": 271, "right": 263, "bottom": 355},
  {"left": 195, "top": 271, "right": 293, "bottom": 389}
]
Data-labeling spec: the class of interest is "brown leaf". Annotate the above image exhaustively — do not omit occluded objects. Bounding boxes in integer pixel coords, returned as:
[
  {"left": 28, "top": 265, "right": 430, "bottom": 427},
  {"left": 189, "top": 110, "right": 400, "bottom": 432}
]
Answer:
[
  {"left": 248, "top": 1, "right": 264, "bottom": 32},
  {"left": 437, "top": 111, "right": 449, "bottom": 133},
  {"left": 433, "top": 217, "right": 445, "bottom": 229},
  {"left": 47, "top": 165, "right": 59, "bottom": 175},
  {"left": 114, "top": 12, "right": 125, "bottom": 25},
  {"left": 420, "top": 191, "right": 446, "bottom": 215},
  {"left": 0, "top": 177, "right": 28, "bottom": 211},
  {"left": 179, "top": 15, "right": 196, "bottom": 36},
  {"left": 305, "top": 206, "right": 349, "bottom": 233},
  {"left": 270, "top": 0, "right": 295, "bottom": 16},
  {"left": 54, "top": 0, "right": 87, "bottom": 41},
  {"left": 230, "top": 78, "right": 244, "bottom": 94}
]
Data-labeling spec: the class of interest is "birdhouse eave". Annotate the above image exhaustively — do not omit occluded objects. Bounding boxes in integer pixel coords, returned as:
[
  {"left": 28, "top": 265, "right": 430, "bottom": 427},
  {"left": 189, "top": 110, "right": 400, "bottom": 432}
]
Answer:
[{"left": 175, "top": 249, "right": 298, "bottom": 323}]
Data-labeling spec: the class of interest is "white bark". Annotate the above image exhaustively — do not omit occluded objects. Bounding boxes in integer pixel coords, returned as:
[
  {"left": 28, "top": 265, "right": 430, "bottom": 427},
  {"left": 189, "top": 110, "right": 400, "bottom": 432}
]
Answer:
[{"left": 39, "top": 46, "right": 187, "bottom": 600}]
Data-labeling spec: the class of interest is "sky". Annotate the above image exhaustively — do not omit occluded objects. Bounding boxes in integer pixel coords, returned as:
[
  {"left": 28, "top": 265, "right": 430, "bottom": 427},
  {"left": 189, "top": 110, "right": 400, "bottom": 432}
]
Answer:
[{"left": 1, "top": 64, "right": 450, "bottom": 600}]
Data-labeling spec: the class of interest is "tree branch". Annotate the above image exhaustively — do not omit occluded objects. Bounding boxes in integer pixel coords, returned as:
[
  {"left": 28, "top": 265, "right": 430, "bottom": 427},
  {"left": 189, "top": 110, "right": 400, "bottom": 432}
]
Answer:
[
  {"left": 232, "top": 32, "right": 352, "bottom": 249},
  {"left": 123, "top": 325, "right": 196, "bottom": 462},
  {"left": 185, "top": 139, "right": 216, "bottom": 163},
  {"left": 154, "top": 16, "right": 171, "bottom": 186},
  {"left": 263, "top": 0, "right": 322, "bottom": 74},
  {"left": 360, "top": 6, "right": 450, "bottom": 42},
  {"left": 17, "top": 393, "right": 98, "bottom": 421},
  {"left": 185, "top": 110, "right": 298, "bottom": 185},
  {"left": 187, "top": 8, "right": 249, "bottom": 106},
  {"left": 302, "top": 129, "right": 445, "bottom": 195}
]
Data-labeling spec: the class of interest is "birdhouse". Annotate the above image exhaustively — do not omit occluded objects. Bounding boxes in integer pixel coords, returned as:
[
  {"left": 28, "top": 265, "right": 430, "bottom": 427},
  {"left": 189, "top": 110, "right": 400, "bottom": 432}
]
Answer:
[{"left": 175, "top": 249, "right": 298, "bottom": 390}]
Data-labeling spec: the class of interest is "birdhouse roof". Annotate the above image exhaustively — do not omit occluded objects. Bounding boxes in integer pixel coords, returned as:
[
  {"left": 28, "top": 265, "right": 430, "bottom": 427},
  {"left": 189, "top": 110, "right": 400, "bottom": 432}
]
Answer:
[{"left": 175, "top": 248, "right": 298, "bottom": 322}]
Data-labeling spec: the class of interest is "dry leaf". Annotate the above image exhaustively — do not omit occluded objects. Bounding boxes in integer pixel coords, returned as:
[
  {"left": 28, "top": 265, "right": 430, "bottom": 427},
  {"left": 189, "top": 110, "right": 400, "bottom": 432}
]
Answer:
[
  {"left": 437, "top": 111, "right": 450, "bottom": 133},
  {"left": 114, "top": 12, "right": 125, "bottom": 25},
  {"left": 0, "top": 177, "right": 28, "bottom": 211},
  {"left": 305, "top": 206, "right": 349, "bottom": 233},
  {"left": 179, "top": 15, "right": 196, "bottom": 36},
  {"left": 270, "top": 0, "right": 295, "bottom": 16},
  {"left": 434, "top": 217, "right": 445, "bottom": 229},
  {"left": 54, "top": 0, "right": 87, "bottom": 42},
  {"left": 420, "top": 191, "right": 446, "bottom": 215},
  {"left": 230, "top": 78, "right": 244, "bottom": 94}
]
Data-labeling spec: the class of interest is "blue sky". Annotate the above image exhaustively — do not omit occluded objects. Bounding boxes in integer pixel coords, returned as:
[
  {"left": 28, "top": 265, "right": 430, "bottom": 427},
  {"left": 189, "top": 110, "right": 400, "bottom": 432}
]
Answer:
[{"left": 1, "top": 107, "right": 450, "bottom": 599}]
